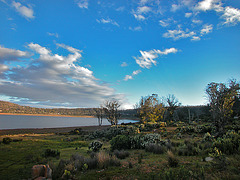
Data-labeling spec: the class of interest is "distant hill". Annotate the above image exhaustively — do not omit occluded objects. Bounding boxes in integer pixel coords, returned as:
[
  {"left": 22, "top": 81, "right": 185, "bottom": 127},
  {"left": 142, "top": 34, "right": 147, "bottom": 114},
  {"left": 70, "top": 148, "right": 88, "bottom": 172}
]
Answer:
[
  {"left": 0, "top": 101, "right": 137, "bottom": 118},
  {"left": 0, "top": 100, "right": 97, "bottom": 116}
]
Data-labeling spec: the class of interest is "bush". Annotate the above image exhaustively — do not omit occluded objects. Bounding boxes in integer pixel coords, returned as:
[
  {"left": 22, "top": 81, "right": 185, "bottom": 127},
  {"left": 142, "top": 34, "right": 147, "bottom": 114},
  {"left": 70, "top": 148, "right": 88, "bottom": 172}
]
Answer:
[
  {"left": 89, "top": 140, "right": 103, "bottom": 152},
  {"left": 96, "top": 151, "right": 120, "bottom": 169},
  {"left": 44, "top": 149, "right": 60, "bottom": 158},
  {"left": 110, "top": 135, "right": 131, "bottom": 150},
  {"left": 145, "top": 143, "right": 166, "bottom": 154},
  {"left": 113, "top": 150, "right": 130, "bottom": 159},
  {"left": 167, "top": 151, "right": 179, "bottom": 167},
  {"left": 2, "top": 137, "right": 12, "bottom": 144}
]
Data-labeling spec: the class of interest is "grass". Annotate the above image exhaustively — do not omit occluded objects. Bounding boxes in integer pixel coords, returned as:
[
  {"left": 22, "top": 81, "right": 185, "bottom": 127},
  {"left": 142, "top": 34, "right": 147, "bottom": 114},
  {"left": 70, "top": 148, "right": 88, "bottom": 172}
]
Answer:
[{"left": 0, "top": 124, "right": 240, "bottom": 180}]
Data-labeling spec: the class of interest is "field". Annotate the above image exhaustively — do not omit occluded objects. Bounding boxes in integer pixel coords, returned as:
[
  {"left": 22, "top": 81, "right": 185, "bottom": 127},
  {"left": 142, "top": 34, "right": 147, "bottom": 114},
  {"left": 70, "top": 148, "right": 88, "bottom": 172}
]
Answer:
[{"left": 0, "top": 122, "right": 240, "bottom": 180}]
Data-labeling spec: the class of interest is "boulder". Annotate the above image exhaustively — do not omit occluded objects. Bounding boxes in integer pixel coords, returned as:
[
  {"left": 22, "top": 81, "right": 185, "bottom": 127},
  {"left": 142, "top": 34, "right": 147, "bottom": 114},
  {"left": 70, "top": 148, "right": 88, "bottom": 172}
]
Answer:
[{"left": 32, "top": 164, "right": 52, "bottom": 180}]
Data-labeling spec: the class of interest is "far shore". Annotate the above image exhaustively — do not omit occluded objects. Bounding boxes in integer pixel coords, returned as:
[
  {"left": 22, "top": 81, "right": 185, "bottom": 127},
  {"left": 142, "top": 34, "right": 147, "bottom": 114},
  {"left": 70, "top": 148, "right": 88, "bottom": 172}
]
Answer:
[{"left": 0, "top": 113, "right": 95, "bottom": 118}]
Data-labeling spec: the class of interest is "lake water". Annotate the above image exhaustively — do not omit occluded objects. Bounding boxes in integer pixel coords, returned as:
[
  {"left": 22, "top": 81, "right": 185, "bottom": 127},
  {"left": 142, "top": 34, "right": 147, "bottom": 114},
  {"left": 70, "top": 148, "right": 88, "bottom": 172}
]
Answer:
[{"left": 0, "top": 115, "right": 139, "bottom": 130}]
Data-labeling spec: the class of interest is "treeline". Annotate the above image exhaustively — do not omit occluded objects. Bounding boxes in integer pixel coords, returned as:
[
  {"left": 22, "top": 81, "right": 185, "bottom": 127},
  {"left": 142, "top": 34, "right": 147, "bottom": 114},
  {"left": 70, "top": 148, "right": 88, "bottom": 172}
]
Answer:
[{"left": 0, "top": 101, "right": 96, "bottom": 116}]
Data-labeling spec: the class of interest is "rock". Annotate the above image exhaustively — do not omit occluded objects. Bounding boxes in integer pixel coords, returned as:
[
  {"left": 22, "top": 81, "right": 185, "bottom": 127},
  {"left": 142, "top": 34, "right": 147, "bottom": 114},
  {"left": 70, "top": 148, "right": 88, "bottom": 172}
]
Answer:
[
  {"left": 32, "top": 164, "right": 52, "bottom": 180},
  {"left": 205, "top": 157, "right": 213, "bottom": 162}
]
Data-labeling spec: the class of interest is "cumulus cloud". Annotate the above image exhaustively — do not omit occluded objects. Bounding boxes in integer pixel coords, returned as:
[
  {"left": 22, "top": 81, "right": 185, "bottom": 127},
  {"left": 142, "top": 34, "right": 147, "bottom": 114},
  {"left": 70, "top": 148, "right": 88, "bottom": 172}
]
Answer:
[
  {"left": 195, "top": 0, "right": 222, "bottom": 11},
  {"left": 124, "top": 70, "right": 141, "bottom": 81},
  {"left": 134, "top": 48, "right": 178, "bottom": 69},
  {"left": 12, "top": 1, "right": 34, "bottom": 19},
  {"left": 222, "top": 6, "right": 240, "bottom": 25},
  {"left": 163, "top": 29, "right": 196, "bottom": 40},
  {"left": 76, "top": 0, "right": 88, "bottom": 9},
  {"left": 96, "top": 18, "right": 119, "bottom": 26},
  {"left": 0, "top": 45, "right": 29, "bottom": 62},
  {"left": 0, "top": 43, "right": 124, "bottom": 108},
  {"left": 200, "top": 24, "right": 213, "bottom": 34}
]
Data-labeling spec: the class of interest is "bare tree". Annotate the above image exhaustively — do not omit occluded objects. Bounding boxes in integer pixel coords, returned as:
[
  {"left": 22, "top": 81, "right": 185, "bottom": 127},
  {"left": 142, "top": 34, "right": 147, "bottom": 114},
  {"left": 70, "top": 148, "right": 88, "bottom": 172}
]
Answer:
[
  {"left": 206, "top": 79, "right": 240, "bottom": 135},
  {"left": 165, "top": 94, "right": 181, "bottom": 122},
  {"left": 103, "top": 99, "right": 121, "bottom": 125},
  {"left": 95, "top": 106, "right": 104, "bottom": 126}
]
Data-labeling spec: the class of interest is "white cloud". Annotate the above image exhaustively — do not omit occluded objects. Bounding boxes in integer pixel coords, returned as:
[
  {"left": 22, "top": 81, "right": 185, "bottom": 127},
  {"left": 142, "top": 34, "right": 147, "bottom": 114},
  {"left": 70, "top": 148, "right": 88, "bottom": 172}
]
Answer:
[
  {"left": 137, "top": 6, "right": 151, "bottom": 14},
  {"left": 163, "top": 29, "right": 196, "bottom": 40},
  {"left": 134, "top": 48, "right": 178, "bottom": 69},
  {"left": 121, "top": 62, "right": 128, "bottom": 67},
  {"left": 191, "top": 36, "right": 201, "bottom": 41},
  {"left": 76, "top": 0, "right": 88, "bottom": 9},
  {"left": 133, "top": 14, "right": 145, "bottom": 21},
  {"left": 132, "top": 70, "right": 141, "bottom": 75},
  {"left": 116, "top": 6, "right": 125, "bottom": 12},
  {"left": 124, "top": 75, "right": 133, "bottom": 81},
  {"left": 96, "top": 18, "right": 119, "bottom": 26},
  {"left": 47, "top": 32, "right": 59, "bottom": 38},
  {"left": 12, "top": 1, "right": 34, "bottom": 19},
  {"left": 159, "top": 20, "right": 169, "bottom": 27},
  {"left": 200, "top": 24, "right": 213, "bottom": 34},
  {"left": 185, "top": 12, "right": 192, "bottom": 18},
  {"left": 222, "top": 6, "right": 240, "bottom": 25},
  {"left": 0, "top": 64, "right": 8, "bottom": 73},
  {"left": 124, "top": 70, "right": 141, "bottom": 81},
  {"left": 129, "top": 26, "right": 142, "bottom": 31},
  {"left": 0, "top": 43, "right": 124, "bottom": 108},
  {"left": 0, "top": 45, "right": 29, "bottom": 61},
  {"left": 171, "top": 4, "right": 181, "bottom": 12},
  {"left": 192, "top": 19, "right": 202, "bottom": 24},
  {"left": 195, "top": 0, "right": 223, "bottom": 12}
]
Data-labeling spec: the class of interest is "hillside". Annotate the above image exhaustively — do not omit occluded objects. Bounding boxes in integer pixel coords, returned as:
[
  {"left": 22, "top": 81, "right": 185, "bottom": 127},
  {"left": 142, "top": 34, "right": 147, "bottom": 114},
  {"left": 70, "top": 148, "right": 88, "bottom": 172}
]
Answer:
[
  {"left": 0, "top": 101, "right": 97, "bottom": 116},
  {"left": 0, "top": 101, "right": 137, "bottom": 118}
]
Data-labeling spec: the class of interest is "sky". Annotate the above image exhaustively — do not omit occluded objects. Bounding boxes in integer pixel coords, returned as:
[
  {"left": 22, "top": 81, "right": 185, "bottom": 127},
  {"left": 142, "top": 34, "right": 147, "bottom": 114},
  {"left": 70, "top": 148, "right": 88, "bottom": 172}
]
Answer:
[{"left": 0, "top": 0, "right": 240, "bottom": 109}]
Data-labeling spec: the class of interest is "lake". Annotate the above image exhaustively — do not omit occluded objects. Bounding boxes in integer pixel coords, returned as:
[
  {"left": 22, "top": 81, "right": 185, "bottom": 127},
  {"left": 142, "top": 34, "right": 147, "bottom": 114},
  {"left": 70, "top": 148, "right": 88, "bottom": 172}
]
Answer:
[{"left": 0, "top": 115, "right": 139, "bottom": 130}]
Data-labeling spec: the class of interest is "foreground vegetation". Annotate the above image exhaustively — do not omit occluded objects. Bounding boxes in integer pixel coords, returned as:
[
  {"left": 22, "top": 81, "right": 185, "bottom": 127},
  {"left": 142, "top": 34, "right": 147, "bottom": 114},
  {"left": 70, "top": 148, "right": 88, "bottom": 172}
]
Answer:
[
  {"left": 0, "top": 120, "right": 239, "bottom": 180},
  {"left": 0, "top": 79, "right": 239, "bottom": 179}
]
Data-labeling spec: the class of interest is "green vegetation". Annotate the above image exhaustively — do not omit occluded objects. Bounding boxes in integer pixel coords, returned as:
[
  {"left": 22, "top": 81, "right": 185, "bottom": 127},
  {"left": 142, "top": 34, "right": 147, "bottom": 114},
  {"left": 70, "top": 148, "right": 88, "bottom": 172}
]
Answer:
[{"left": 0, "top": 79, "right": 239, "bottom": 179}]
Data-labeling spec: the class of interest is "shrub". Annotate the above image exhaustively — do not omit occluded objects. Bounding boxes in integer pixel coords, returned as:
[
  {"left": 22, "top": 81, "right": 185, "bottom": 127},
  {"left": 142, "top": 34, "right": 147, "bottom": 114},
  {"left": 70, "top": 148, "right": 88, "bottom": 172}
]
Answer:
[
  {"left": 143, "top": 133, "right": 161, "bottom": 146},
  {"left": 84, "top": 158, "right": 98, "bottom": 169},
  {"left": 203, "top": 132, "right": 214, "bottom": 142},
  {"left": 145, "top": 143, "right": 166, "bottom": 154},
  {"left": 113, "top": 150, "right": 130, "bottom": 159},
  {"left": 167, "top": 151, "right": 179, "bottom": 167},
  {"left": 110, "top": 135, "right": 131, "bottom": 150},
  {"left": 44, "top": 149, "right": 60, "bottom": 158},
  {"left": 2, "top": 137, "right": 12, "bottom": 144},
  {"left": 89, "top": 140, "right": 103, "bottom": 152},
  {"left": 96, "top": 151, "right": 120, "bottom": 169}
]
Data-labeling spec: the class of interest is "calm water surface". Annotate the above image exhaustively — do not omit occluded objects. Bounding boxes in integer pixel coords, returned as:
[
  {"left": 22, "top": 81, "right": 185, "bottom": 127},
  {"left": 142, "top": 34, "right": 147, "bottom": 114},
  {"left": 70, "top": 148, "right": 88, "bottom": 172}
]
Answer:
[{"left": 0, "top": 115, "right": 138, "bottom": 130}]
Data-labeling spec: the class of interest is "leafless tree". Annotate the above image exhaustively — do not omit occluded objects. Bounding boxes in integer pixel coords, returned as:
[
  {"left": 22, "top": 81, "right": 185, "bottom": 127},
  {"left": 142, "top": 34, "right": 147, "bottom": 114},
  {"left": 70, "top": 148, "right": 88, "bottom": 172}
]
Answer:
[
  {"left": 165, "top": 94, "right": 181, "bottom": 121},
  {"left": 95, "top": 106, "right": 104, "bottom": 126},
  {"left": 103, "top": 99, "right": 121, "bottom": 125}
]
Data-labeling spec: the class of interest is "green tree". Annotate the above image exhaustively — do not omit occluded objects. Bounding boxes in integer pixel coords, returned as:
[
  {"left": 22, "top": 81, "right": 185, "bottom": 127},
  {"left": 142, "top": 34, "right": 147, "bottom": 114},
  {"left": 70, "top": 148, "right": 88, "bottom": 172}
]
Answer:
[
  {"left": 137, "top": 94, "right": 165, "bottom": 124},
  {"left": 206, "top": 79, "right": 240, "bottom": 135},
  {"left": 103, "top": 99, "right": 121, "bottom": 125}
]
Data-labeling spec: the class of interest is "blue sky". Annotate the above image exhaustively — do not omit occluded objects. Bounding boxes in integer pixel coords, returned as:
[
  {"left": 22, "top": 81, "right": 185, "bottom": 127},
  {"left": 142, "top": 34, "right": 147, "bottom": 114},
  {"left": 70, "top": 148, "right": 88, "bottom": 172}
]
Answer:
[{"left": 0, "top": 0, "right": 240, "bottom": 109}]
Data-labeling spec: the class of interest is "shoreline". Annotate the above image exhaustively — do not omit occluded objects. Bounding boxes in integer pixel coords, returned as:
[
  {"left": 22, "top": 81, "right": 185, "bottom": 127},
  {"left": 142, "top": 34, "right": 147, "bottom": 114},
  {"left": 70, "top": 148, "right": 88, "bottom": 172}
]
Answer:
[{"left": 0, "top": 113, "right": 95, "bottom": 118}]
